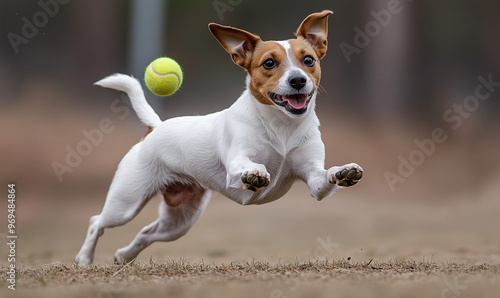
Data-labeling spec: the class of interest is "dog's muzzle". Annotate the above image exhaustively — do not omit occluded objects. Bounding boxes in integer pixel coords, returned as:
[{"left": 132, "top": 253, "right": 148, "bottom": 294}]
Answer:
[{"left": 269, "top": 91, "right": 314, "bottom": 115}]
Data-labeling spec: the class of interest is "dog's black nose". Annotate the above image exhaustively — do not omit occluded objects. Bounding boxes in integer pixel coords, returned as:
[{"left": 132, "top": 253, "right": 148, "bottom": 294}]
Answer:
[{"left": 289, "top": 75, "right": 307, "bottom": 90}]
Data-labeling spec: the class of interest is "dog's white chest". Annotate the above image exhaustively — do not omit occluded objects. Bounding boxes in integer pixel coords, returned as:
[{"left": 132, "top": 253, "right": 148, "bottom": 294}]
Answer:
[{"left": 215, "top": 143, "right": 299, "bottom": 205}]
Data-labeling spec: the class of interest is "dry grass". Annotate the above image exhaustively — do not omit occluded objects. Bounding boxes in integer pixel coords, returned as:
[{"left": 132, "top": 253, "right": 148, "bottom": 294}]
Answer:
[
  {"left": 2, "top": 258, "right": 499, "bottom": 298},
  {"left": 9, "top": 258, "right": 500, "bottom": 286},
  {"left": 2, "top": 161, "right": 500, "bottom": 297}
]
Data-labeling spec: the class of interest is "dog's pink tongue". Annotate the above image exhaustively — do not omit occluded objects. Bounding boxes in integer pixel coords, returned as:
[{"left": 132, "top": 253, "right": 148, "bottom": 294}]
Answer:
[{"left": 283, "top": 94, "right": 308, "bottom": 109}]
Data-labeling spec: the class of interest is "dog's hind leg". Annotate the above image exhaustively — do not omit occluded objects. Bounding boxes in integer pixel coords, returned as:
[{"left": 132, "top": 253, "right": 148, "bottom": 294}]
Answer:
[
  {"left": 74, "top": 214, "right": 105, "bottom": 266},
  {"left": 114, "top": 184, "right": 211, "bottom": 264},
  {"left": 75, "top": 144, "right": 159, "bottom": 266}
]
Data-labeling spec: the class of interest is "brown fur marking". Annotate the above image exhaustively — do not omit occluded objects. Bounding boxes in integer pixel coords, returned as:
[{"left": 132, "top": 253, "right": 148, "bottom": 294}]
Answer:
[
  {"left": 289, "top": 38, "right": 322, "bottom": 87},
  {"left": 143, "top": 126, "right": 153, "bottom": 139},
  {"left": 247, "top": 41, "right": 287, "bottom": 105},
  {"left": 161, "top": 183, "right": 206, "bottom": 208}
]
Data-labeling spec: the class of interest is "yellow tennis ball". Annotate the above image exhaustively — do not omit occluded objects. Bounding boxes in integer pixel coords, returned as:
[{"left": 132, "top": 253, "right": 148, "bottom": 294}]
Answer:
[{"left": 144, "top": 57, "right": 183, "bottom": 96}]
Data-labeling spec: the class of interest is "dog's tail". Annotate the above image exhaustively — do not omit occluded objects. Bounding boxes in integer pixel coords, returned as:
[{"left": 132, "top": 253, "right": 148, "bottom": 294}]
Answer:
[{"left": 95, "top": 74, "right": 162, "bottom": 128}]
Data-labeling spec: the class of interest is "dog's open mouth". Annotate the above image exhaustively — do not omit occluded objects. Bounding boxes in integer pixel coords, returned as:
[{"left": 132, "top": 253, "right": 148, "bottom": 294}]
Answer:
[{"left": 269, "top": 92, "right": 313, "bottom": 115}]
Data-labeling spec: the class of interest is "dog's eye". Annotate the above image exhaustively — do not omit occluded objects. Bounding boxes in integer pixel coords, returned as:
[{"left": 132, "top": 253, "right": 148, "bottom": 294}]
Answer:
[
  {"left": 303, "top": 56, "right": 315, "bottom": 67},
  {"left": 262, "top": 58, "right": 277, "bottom": 70}
]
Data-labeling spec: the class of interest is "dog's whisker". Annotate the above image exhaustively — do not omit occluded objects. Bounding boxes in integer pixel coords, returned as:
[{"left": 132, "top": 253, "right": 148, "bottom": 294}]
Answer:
[{"left": 317, "top": 83, "right": 328, "bottom": 96}]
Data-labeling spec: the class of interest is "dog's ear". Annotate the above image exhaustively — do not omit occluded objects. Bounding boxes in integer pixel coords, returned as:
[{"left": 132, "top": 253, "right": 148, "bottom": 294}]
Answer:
[
  {"left": 209, "top": 23, "right": 261, "bottom": 69},
  {"left": 295, "top": 10, "right": 333, "bottom": 59}
]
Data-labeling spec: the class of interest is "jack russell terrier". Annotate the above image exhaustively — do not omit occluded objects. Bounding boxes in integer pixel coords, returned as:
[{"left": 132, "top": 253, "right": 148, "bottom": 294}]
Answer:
[{"left": 76, "top": 10, "right": 363, "bottom": 266}]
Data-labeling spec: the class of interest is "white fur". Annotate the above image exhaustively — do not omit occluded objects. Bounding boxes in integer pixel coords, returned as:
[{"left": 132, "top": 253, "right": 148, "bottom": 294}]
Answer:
[
  {"left": 275, "top": 40, "right": 314, "bottom": 96},
  {"left": 75, "top": 40, "right": 362, "bottom": 266},
  {"left": 95, "top": 74, "right": 162, "bottom": 128}
]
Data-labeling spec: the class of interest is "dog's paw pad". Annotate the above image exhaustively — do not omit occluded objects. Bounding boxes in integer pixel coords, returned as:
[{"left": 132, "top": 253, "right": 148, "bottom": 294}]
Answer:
[
  {"left": 241, "top": 172, "right": 270, "bottom": 191},
  {"left": 332, "top": 165, "right": 363, "bottom": 187}
]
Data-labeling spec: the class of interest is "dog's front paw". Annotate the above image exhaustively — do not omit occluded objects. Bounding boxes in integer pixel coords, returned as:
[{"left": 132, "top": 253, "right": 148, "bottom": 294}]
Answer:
[
  {"left": 329, "top": 163, "right": 363, "bottom": 187},
  {"left": 241, "top": 169, "right": 270, "bottom": 191}
]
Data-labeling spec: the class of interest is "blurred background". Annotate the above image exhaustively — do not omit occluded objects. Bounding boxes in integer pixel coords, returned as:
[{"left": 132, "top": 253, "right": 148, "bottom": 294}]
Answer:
[{"left": 0, "top": 0, "right": 499, "bottom": 266}]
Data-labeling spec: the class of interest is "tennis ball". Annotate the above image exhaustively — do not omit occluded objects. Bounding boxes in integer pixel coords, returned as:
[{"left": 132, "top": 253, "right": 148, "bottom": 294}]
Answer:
[{"left": 144, "top": 57, "right": 183, "bottom": 96}]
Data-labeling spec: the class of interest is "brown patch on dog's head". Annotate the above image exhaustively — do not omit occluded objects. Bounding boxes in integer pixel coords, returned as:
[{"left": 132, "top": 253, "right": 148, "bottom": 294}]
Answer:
[
  {"left": 245, "top": 41, "right": 288, "bottom": 105},
  {"left": 295, "top": 10, "right": 333, "bottom": 59},
  {"left": 209, "top": 10, "right": 332, "bottom": 107},
  {"left": 209, "top": 23, "right": 285, "bottom": 105},
  {"left": 208, "top": 23, "right": 261, "bottom": 69},
  {"left": 289, "top": 37, "right": 322, "bottom": 89}
]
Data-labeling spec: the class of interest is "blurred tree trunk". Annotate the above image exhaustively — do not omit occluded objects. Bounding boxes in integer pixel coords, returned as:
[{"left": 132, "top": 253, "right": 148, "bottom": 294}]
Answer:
[
  {"left": 365, "top": 0, "right": 411, "bottom": 130},
  {"left": 127, "top": 0, "right": 167, "bottom": 112}
]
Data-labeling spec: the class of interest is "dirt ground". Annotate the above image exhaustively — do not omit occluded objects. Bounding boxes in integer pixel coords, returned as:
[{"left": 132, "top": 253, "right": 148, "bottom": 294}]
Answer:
[
  {"left": 2, "top": 1, "right": 500, "bottom": 296},
  {"left": 1, "top": 108, "right": 500, "bottom": 297},
  {"left": 1, "top": 181, "right": 500, "bottom": 298}
]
